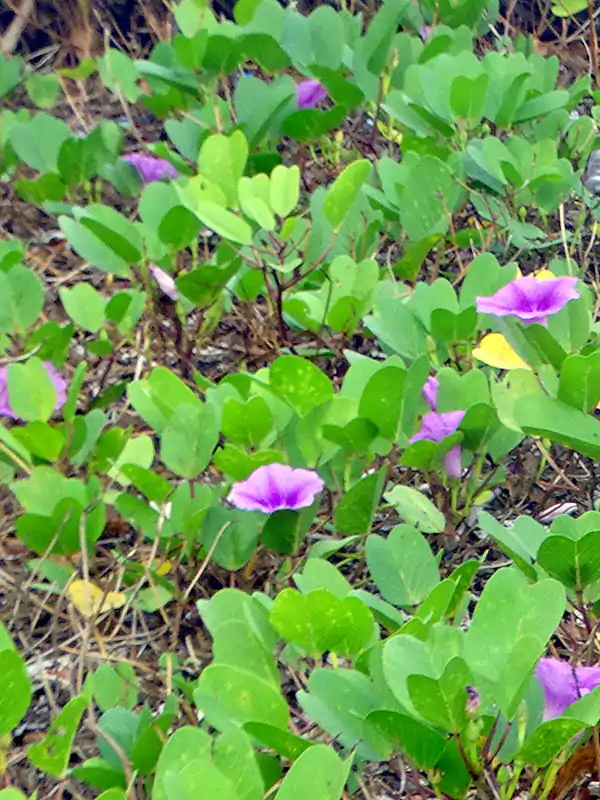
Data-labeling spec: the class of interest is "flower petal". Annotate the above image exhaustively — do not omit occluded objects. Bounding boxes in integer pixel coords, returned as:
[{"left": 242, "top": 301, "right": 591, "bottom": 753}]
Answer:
[
  {"left": 472, "top": 333, "right": 531, "bottom": 371},
  {"left": 150, "top": 266, "right": 178, "bottom": 300},
  {"left": 409, "top": 410, "right": 465, "bottom": 444},
  {"left": 295, "top": 80, "right": 328, "bottom": 110},
  {"left": 228, "top": 463, "right": 324, "bottom": 514},
  {"left": 422, "top": 376, "right": 439, "bottom": 411}
]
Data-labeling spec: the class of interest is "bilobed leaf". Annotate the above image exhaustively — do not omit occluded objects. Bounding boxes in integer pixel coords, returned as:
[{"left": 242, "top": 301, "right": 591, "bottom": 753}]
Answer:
[
  {"left": 558, "top": 353, "right": 600, "bottom": 412},
  {"left": 275, "top": 744, "right": 351, "bottom": 800},
  {"left": 323, "top": 159, "right": 372, "bottom": 230},
  {"left": 28, "top": 695, "right": 88, "bottom": 777},
  {"left": 270, "top": 588, "right": 374, "bottom": 657},
  {"left": 270, "top": 165, "right": 300, "bottom": 218},
  {"left": 366, "top": 524, "right": 440, "bottom": 607},
  {"left": 516, "top": 394, "right": 600, "bottom": 460},
  {"left": 60, "top": 284, "right": 106, "bottom": 333},
  {"left": 198, "top": 131, "right": 248, "bottom": 208},
  {"left": 537, "top": 531, "right": 600, "bottom": 592},
  {"left": 270, "top": 355, "right": 333, "bottom": 416},
  {"left": 7, "top": 357, "right": 57, "bottom": 422},
  {"left": 195, "top": 665, "right": 289, "bottom": 730},
  {"left": 384, "top": 486, "right": 446, "bottom": 533},
  {"left": 160, "top": 403, "right": 219, "bottom": 478},
  {"left": 152, "top": 727, "right": 212, "bottom": 800},
  {"left": 358, "top": 365, "right": 405, "bottom": 440},
  {"left": 334, "top": 468, "right": 386, "bottom": 535},
  {"left": 464, "top": 568, "right": 565, "bottom": 717},
  {"left": 194, "top": 201, "right": 253, "bottom": 244},
  {"left": 0, "top": 649, "right": 32, "bottom": 737}
]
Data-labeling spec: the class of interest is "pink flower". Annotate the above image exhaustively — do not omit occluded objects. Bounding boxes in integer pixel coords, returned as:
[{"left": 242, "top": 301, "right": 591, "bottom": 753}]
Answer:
[
  {"left": 536, "top": 658, "right": 600, "bottom": 721},
  {"left": 228, "top": 463, "right": 324, "bottom": 513},
  {"left": 0, "top": 362, "right": 68, "bottom": 420},
  {"left": 149, "top": 266, "right": 177, "bottom": 301},
  {"left": 122, "top": 153, "right": 178, "bottom": 184},
  {"left": 422, "top": 376, "right": 440, "bottom": 411},
  {"left": 409, "top": 410, "right": 465, "bottom": 478},
  {"left": 295, "top": 80, "right": 328, "bottom": 110},
  {"left": 476, "top": 276, "right": 579, "bottom": 327}
]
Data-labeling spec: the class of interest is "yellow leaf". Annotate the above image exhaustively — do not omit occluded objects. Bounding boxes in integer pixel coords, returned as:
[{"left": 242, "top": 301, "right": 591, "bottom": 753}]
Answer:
[
  {"left": 153, "top": 559, "right": 172, "bottom": 576},
  {"left": 67, "top": 579, "right": 126, "bottom": 617},
  {"left": 534, "top": 269, "right": 556, "bottom": 281},
  {"left": 472, "top": 333, "right": 531, "bottom": 371}
]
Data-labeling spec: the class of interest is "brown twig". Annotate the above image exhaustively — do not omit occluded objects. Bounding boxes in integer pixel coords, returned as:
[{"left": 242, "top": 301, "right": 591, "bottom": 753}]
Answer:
[{"left": 0, "top": 0, "right": 35, "bottom": 56}]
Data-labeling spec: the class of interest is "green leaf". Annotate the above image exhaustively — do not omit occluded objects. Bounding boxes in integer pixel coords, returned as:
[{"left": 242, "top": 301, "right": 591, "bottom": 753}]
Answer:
[
  {"left": 59, "top": 217, "right": 131, "bottom": 277},
  {"left": 198, "top": 131, "right": 248, "bottom": 208},
  {"left": 407, "top": 657, "right": 472, "bottom": 732},
  {"left": 537, "top": 531, "right": 600, "bottom": 592},
  {"left": 449, "top": 73, "right": 489, "bottom": 128},
  {"left": 366, "top": 524, "right": 440, "bottom": 607},
  {"left": 26, "top": 73, "right": 61, "bottom": 108},
  {"left": 7, "top": 358, "right": 58, "bottom": 422},
  {"left": 334, "top": 468, "right": 386, "bottom": 535},
  {"left": 92, "top": 664, "right": 138, "bottom": 712},
  {"left": 367, "top": 710, "right": 445, "bottom": 769},
  {"left": 298, "top": 669, "right": 392, "bottom": 761},
  {"left": 360, "top": 0, "right": 411, "bottom": 75},
  {"left": 213, "top": 729, "right": 265, "bottom": 800},
  {"left": 270, "top": 355, "right": 333, "bottom": 416},
  {"left": 160, "top": 403, "right": 219, "bottom": 478},
  {"left": 195, "top": 665, "right": 289, "bottom": 730},
  {"left": 323, "top": 159, "right": 372, "bottom": 230},
  {"left": 516, "top": 718, "right": 584, "bottom": 767},
  {"left": 60, "top": 284, "right": 106, "bottom": 333},
  {"left": 0, "top": 649, "right": 32, "bottom": 737},
  {"left": 384, "top": 485, "right": 446, "bottom": 533},
  {"left": 558, "top": 353, "right": 600, "bottom": 412},
  {"left": 195, "top": 201, "right": 253, "bottom": 245},
  {"left": 270, "top": 165, "right": 300, "bottom": 218},
  {"left": 275, "top": 744, "right": 351, "bottom": 800},
  {"left": 516, "top": 394, "right": 600, "bottom": 460},
  {"left": 28, "top": 695, "right": 88, "bottom": 777},
  {"left": 10, "top": 113, "right": 71, "bottom": 171},
  {"left": 222, "top": 395, "right": 273, "bottom": 447},
  {"left": 270, "top": 588, "right": 374, "bottom": 658},
  {"left": 152, "top": 727, "right": 212, "bottom": 800},
  {"left": 464, "top": 568, "right": 565, "bottom": 717},
  {"left": 0, "top": 265, "right": 44, "bottom": 334},
  {"left": 358, "top": 365, "right": 405, "bottom": 440}
]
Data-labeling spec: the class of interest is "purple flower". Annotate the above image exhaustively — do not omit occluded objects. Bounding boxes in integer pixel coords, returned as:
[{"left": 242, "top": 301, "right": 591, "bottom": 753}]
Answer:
[
  {"left": 0, "top": 361, "right": 68, "bottom": 420},
  {"left": 409, "top": 410, "right": 465, "bottom": 478},
  {"left": 476, "top": 276, "right": 579, "bottom": 327},
  {"left": 536, "top": 658, "right": 600, "bottom": 721},
  {"left": 423, "top": 376, "right": 440, "bottom": 411},
  {"left": 122, "top": 153, "right": 178, "bottom": 184},
  {"left": 227, "top": 463, "right": 324, "bottom": 513},
  {"left": 149, "top": 266, "right": 177, "bottom": 301},
  {"left": 295, "top": 80, "right": 328, "bottom": 110}
]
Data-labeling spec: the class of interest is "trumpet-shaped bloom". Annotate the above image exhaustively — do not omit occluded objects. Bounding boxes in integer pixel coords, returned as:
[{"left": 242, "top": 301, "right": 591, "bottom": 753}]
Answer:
[
  {"left": 410, "top": 410, "right": 465, "bottom": 478},
  {"left": 228, "top": 463, "right": 324, "bottom": 513},
  {"left": 422, "top": 376, "right": 440, "bottom": 411},
  {"left": 476, "top": 276, "right": 579, "bottom": 327},
  {"left": 296, "top": 80, "right": 328, "bottom": 110},
  {"left": 149, "top": 266, "right": 177, "bottom": 300},
  {"left": 122, "top": 153, "right": 178, "bottom": 184},
  {"left": 0, "top": 362, "right": 68, "bottom": 420},
  {"left": 535, "top": 657, "right": 600, "bottom": 721}
]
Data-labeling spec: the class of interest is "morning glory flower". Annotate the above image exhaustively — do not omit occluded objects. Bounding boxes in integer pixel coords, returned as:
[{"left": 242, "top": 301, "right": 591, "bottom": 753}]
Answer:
[
  {"left": 227, "top": 463, "right": 324, "bottom": 513},
  {"left": 476, "top": 276, "right": 579, "bottom": 327},
  {"left": 0, "top": 362, "right": 68, "bottom": 420},
  {"left": 122, "top": 153, "right": 178, "bottom": 184},
  {"left": 149, "top": 266, "right": 177, "bottom": 301},
  {"left": 422, "top": 376, "right": 440, "bottom": 411},
  {"left": 409, "top": 410, "right": 465, "bottom": 478},
  {"left": 296, "top": 80, "right": 328, "bottom": 110},
  {"left": 535, "top": 657, "right": 600, "bottom": 721}
]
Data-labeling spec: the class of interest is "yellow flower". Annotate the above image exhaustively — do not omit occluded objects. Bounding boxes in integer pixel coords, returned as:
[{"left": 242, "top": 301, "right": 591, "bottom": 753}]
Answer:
[{"left": 472, "top": 333, "right": 531, "bottom": 371}]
